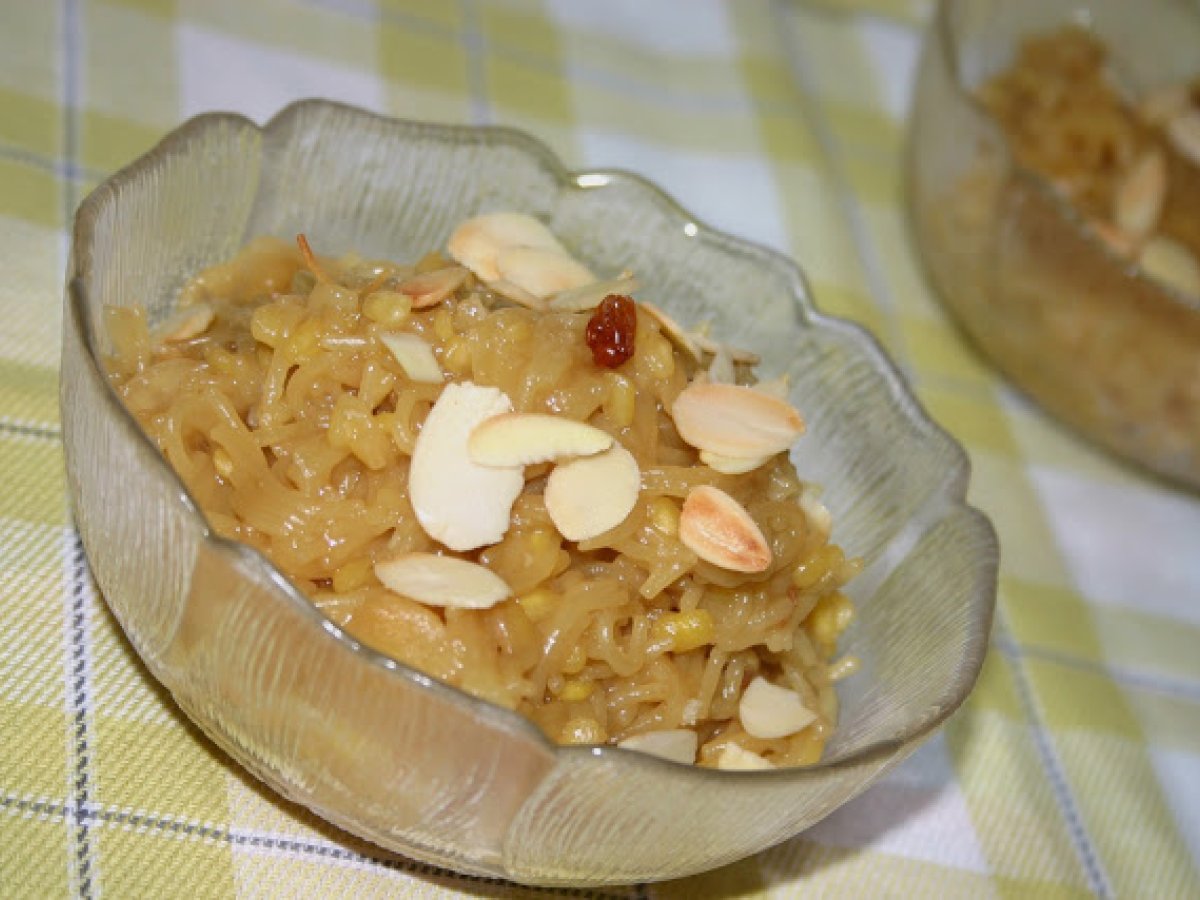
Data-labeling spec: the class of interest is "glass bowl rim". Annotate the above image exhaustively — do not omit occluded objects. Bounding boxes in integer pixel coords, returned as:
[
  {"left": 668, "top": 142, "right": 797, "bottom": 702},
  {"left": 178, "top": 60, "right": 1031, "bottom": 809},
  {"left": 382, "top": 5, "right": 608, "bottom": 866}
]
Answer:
[
  {"left": 67, "top": 98, "right": 999, "bottom": 781},
  {"left": 928, "top": 0, "right": 1200, "bottom": 314}
]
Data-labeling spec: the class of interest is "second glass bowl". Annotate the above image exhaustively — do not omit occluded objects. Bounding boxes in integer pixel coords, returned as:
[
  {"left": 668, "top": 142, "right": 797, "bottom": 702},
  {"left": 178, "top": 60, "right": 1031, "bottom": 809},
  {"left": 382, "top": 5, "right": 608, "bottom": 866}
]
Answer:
[{"left": 908, "top": 0, "right": 1200, "bottom": 488}]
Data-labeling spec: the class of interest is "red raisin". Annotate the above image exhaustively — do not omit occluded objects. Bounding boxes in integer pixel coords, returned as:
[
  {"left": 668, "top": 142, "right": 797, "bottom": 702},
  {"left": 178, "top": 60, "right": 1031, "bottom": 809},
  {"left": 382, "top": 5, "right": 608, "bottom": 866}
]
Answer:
[{"left": 585, "top": 294, "right": 637, "bottom": 368}]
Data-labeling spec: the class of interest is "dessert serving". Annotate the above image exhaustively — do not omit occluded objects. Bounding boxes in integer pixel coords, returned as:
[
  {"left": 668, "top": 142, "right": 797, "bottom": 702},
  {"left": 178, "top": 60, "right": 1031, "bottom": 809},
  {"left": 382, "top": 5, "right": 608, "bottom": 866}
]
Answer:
[
  {"left": 105, "top": 212, "right": 861, "bottom": 770},
  {"left": 910, "top": 3, "right": 1200, "bottom": 487},
  {"left": 64, "top": 104, "right": 997, "bottom": 882}
]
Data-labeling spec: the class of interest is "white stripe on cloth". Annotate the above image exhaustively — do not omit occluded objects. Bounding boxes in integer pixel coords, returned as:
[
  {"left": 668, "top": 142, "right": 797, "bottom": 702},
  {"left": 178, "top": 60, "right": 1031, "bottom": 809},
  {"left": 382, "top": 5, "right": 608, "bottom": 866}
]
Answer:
[
  {"left": 177, "top": 22, "right": 385, "bottom": 124},
  {"left": 806, "top": 733, "right": 993, "bottom": 874}
]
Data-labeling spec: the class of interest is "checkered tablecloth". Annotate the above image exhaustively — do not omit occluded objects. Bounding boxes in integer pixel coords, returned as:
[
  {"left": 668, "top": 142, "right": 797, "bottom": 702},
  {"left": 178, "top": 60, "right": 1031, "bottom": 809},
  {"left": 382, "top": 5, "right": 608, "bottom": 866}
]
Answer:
[{"left": 3, "top": 0, "right": 1199, "bottom": 896}]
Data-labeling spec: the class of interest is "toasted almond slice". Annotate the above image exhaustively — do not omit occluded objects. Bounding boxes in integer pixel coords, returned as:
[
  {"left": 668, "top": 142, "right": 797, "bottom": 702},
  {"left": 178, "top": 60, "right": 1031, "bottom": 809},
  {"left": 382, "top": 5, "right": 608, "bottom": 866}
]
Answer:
[
  {"left": 374, "top": 552, "right": 510, "bottom": 609},
  {"left": 380, "top": 332, "right": 444, "bottom": 383},
  {"left": 544, "top": 445, "right": 640, "bottom": 542},
  {"left": 691, "top": 331, "right": 761, "bottom": 365},
  {"left": 468, "top": 412, "right": 613, "bottom": 466},
  {"left": 1140, "top": 235, "right": 1200, "bottom": 299},
  {"left": 679, "top": 485, "right": 772, "bottom": 573},
  {"left": 447, "top": 212, "right": 565, "bottom": 282},
  {"left": 738, "top": 676, "right": 816, "bottom": 739},
  {"left": 485, "top": 278, "right": 546, "bottom": 310},
  {"left": 717, "top": 744, "right": 774, "bottom": 771},
  {"left": 395, "top": 266, "right": 469, "bottom": 309},
  {"left": 1114, "top": 150, "right": 1166, "bottom": 240},
  {"left": 495, "top": 245, "right": 595, "bottom": 300},
  {"left": 154, "top": 303, "right": 214, "bottom": 343},
  {"left": 1139, "top": 83, "right": 1191, "bottom": 126},
  {"left": 671, "top": 382, "right": 804, "bottom": 458},
  {"left": 409, "top": 381, "right": 524, "bottom": 552},
  {"left": 1167, "top": 110, "right": 1200, "bottom": 168},
  {"left": 641, "top": 302, "right": 702, "bottom": 365},
  {"left": 617, "top": 729, "right": 698, "bottom": 765},
  {"left": 699, "top": 449, "right": 774, "bottom": 475},
  {"left": 549, "top": 274, "right": 639, "bottom": 312}
]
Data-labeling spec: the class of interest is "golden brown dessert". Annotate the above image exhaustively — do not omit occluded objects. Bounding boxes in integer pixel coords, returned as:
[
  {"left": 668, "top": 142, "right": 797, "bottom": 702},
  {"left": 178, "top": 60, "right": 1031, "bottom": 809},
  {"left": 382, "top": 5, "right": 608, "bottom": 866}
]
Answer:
[
  {"left": 977, "top": 27, "right": 1200, "bottom": 287},
  {"left": 106, "top": 214, "right": 860, "bottom": 769},
  {"left": 916, "top": 27, "right": 1200, "bottom": 486}
]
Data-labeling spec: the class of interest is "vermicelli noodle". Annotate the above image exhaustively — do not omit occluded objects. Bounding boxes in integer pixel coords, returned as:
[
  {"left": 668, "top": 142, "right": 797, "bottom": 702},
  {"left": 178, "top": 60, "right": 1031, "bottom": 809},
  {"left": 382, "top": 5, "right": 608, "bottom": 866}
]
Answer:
[{"left": 108, "top": 230, "right": 860, "bottom": 768}]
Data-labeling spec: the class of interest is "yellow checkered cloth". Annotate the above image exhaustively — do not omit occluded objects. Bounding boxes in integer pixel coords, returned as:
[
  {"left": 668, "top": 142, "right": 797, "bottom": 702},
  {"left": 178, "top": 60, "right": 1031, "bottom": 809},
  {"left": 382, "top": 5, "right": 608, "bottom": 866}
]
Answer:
[{"left": 3, "top": 0, "right": 1199, "bottom": 896}]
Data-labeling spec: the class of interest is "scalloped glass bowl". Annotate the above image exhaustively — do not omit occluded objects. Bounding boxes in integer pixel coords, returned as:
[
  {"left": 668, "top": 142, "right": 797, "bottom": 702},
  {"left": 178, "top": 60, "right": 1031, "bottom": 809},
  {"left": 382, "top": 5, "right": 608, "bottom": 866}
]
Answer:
[
  {"left": 909, "top": 0, "right": 1200, "bottom": 488},
  {"left": 61, "top": 101, "right": 997, "bottom": 886}
]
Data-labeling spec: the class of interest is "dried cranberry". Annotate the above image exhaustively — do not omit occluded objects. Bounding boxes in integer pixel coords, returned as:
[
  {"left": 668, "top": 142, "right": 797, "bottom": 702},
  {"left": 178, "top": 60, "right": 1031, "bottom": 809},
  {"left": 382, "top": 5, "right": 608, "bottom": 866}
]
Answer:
[{"left": 585, "top": 294, "right": 637, "bottom": 368}]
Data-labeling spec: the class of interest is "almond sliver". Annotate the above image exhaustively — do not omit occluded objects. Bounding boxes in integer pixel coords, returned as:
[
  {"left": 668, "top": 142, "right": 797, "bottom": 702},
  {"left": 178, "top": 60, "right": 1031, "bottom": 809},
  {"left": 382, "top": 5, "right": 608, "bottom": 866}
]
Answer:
[
  {"left": 550, "top": 274, "right": 639, "bottom": 312},
  {"left": 380, "top": 332, "right": 445, "bottom": 383},
  {"left": 1167, "top": 110, "right": 1200, "bottom": 168},
  {"left": 447, "top": 212, "right": 565, "bottom": 282},
  {"left": 375, "top": 552, "right": 510, "bottom": 609},
  {"left": 468, "top": 413, "right": 613, "bottom": 467},
  {"left": 692, "top": 331, "right": 760, "bottom": 365},
  {"left": 753, "top": 373, "right": 790, "bottom": 401},
  {"left": 1114, "top": 149, "right": 1166, "bottom": 241},
  {"left": 707, "top": 344, "right": 736, "bottom": 385},
  {"left": 408, "top": 381, "right": 524, "bottom": 552},
  {"left": 544, "top": 445, "right": 640, "bottom": 542},
  {"left": 738, "top": 676, "right": 816, "bottom": 739},
  {"left": 617, "top": 729, "right": 698, "bottom": 765},
  {"left": 395, "top": 266, "right": 469, "bottom": 309},
  {"left": 699, "top": 449, "right": 773, "bottom": 475},
  {"left": 485, "top": 278, "right": 546, "bottom": 310},
  {"left": 641, "top": 302, "right": 702, "bottom": 365},
  {"left": 154, "top": 303, "right": 214, "bottom": 343},
  {"left": 1140, "top": 235, "right": 1200, "bottom": 299},
  {"left": 717, "top": 744, "right": 775, "bottom": 771},
  {"left": 495, "top": 245, "right": 595, "bottom": 300},
  {"left": 671, "top": 382, "right": 804, "bottom": 457},
  {"left": 679, "top": 485, "right": 772, "bottom": 573}
]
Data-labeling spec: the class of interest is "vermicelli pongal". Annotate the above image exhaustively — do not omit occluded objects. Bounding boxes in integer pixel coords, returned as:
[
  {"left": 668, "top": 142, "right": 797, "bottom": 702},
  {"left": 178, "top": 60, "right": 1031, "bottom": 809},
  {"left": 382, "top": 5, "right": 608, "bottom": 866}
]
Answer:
[{"left": 106, "top": 213, "right": 860, "bottom": 769}]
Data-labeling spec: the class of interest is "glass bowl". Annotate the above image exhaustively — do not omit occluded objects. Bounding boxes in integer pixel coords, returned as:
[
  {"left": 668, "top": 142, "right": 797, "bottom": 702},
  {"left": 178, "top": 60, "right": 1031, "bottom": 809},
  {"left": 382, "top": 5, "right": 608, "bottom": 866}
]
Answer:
[
  {"left": 908, "top": 0, "right": 1200, "bottom": 489},
  {"left": 61, "top": 101, "right": 997, "bottom": 886}
]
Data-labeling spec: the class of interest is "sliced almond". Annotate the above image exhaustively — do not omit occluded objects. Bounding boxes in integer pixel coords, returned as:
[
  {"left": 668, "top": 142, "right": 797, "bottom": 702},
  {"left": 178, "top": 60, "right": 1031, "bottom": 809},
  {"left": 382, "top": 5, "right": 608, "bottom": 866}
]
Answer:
[
  {"left": 154, "top": 303, "right": 214, "bottom": 343},
  {"left": 495, "top": 245, "right": 595, "bottom": 300},
  {"left": 692, "top": 331, "right": 761, "bottom": 365},
  {"left": 1140, "top": 235, "right": 1200, "bottom": 299},
  {"left": 699, "top": 449, "right": 774, "bottom": 475},
  {"left": 717, "top": 744, "right": 775, "bottom": 771},
  {"left": 1138, "top": 83, "right": 1191, "bottom": 126},
  {"left": 395, "top": 266, "right": 469, "bottom": 309},
  {"left": 550, "top": 274, "right": 639, "bottom": 312},
  {"left": 641, "top": 302, "right": 702, "bottom": 365},
  {"left": 544, "top": 445, "right": 640, "bottom": 542},
  {"left": 671, "top": 382, "right": 805, "bottom": 458},
  {"left": 738, "top": 675, "right": 816, "bottom": 739},
  {"left": 485, "top": 278, "right": 545, "bottom": 310},
  {"left": 380, "top": 332, "right": 444, "bottom": 383},
  {"left": 1114, "top": 150, "right": 1166, "bottom": 240},
  {"left": 374, "top": 552, "right": 510, "bottom": 610},
  {"left": 468, "top": 412, "right": 613, "bottom": 466},
  {"left": 447, "top": 212, "right": 565, "bottom": 282},
  {"left": 617, "top": 729, "right": 698, "bottom": 765},
  {"left": 679, "top": 485, "right": 772, "bottom": 573},
  {"left": 408, "top": 381, "right": 524, "bottom": 552},
  {"left": 1167, "top": 110, "right": 1200, "bottom": 168}
]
